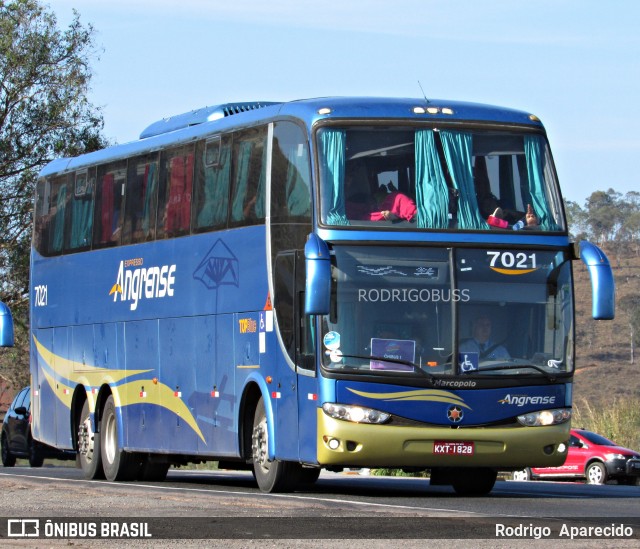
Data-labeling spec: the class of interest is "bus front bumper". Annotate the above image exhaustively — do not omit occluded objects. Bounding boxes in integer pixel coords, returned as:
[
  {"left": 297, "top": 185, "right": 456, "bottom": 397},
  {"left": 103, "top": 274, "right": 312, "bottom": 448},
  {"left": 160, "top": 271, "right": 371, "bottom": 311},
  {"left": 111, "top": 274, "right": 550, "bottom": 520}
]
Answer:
[{"left": 317, "top": 409, "right": 570, "bottom": 468}]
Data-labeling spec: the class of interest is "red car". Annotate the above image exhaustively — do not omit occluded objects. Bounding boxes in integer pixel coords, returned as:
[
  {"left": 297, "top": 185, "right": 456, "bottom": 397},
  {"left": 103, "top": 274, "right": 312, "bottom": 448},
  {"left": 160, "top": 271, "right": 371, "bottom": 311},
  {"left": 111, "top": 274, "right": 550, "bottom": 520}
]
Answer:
[{"left": 512, "top": 429, "right": 640, "bottom": 485}]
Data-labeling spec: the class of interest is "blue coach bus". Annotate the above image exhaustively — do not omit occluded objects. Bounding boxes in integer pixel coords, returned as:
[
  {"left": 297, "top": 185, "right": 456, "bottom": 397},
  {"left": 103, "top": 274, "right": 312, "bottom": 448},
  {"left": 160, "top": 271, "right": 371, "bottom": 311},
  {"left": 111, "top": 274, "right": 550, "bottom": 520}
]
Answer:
[{"left": 30, "top": 97, "right": 614, "bottom": 495}]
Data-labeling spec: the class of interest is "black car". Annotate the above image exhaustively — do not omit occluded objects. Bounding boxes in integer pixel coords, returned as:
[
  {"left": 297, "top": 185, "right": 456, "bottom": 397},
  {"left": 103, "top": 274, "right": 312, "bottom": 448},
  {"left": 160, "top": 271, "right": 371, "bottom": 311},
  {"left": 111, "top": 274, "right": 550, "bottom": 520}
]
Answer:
[{"left": 1, "top": 386, "right": 75, "bottom": 467}]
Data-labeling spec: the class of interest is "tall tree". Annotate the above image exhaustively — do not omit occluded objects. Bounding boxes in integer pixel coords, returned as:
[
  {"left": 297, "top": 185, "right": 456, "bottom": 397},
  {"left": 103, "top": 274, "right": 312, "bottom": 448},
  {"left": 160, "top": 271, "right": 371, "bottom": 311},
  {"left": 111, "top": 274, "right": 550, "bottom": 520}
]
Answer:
[
  {"left": 1, "top": 0, "right": 106, "bottom": 304},
  {"left": 0, "top": 0, "right": 107, "bottom": 385}
]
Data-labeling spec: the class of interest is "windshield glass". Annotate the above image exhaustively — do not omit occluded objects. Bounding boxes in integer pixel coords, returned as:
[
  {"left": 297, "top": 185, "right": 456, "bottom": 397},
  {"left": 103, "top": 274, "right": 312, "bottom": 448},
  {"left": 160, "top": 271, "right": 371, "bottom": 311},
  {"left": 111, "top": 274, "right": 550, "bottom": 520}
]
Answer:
[
  {"left": 320, "top": 246, "right": 573, "bottom": 379},
  {"left": 317, "top": 126, "right": 564, "bottom": 232}
]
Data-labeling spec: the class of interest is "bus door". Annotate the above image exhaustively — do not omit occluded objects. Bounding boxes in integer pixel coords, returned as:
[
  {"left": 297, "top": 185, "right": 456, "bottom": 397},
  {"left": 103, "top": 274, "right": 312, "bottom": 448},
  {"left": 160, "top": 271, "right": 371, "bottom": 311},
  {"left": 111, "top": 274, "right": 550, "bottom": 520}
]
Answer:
[{"left": 272, "top": 251, "right": 318, "bottom": 463}]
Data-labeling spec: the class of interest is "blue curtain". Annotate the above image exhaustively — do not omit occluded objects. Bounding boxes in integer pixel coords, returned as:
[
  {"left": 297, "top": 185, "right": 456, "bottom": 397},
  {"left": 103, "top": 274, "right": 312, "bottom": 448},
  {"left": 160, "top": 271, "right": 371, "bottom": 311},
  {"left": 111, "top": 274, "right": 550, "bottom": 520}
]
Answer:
[
  {"left": 70, "top": 196, "right": 93, "bottom": 249},
  {"left": 415, "top": 130, "right": 449, "bottom": 229},
  {"left": 231, "top": 141, "right": 253, "bottom": 222},
  {"left": 319, "top": 130, "right": 349, "bottom": 225},
  {"left": 524, "top": 135, "right": 559, "bottom": 231},
  {"left": 197, "top": 145, "right": 230, "bottom": 228},
  {"left": 141, "top": 162, "right": 158, "bottom": 238},
  {"left": 255, "top": 138, "right": 268, "bottom": 219},
  {"left": 440, "top": 131, "right": 488, "bottom": 230}
]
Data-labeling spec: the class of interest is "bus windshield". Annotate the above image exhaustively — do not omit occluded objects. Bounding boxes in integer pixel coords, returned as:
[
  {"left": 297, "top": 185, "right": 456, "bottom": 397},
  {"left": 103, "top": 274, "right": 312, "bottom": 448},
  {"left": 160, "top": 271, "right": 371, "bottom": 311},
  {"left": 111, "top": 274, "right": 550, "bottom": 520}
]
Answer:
[
  {"left": 317, "top": 126, "right": 565, "bottom": 231},
  {"left": 320, "top": 246, "right": 574, "bottom": 378}
]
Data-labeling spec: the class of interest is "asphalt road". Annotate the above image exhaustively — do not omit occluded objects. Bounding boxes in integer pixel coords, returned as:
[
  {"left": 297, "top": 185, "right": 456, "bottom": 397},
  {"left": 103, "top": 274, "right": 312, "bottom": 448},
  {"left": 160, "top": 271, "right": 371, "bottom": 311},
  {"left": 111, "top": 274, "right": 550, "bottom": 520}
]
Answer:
[{"left": 0, "top": 465, "right": 638, "bottom": 548}]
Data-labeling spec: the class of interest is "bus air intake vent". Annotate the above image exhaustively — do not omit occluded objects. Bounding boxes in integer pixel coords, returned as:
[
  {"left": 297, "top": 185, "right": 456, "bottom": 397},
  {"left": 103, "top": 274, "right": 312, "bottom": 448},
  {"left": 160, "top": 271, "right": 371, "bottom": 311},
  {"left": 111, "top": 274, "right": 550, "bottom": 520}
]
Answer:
[{"left": 140, "top": 101, "right": 280, "bottom": 139}]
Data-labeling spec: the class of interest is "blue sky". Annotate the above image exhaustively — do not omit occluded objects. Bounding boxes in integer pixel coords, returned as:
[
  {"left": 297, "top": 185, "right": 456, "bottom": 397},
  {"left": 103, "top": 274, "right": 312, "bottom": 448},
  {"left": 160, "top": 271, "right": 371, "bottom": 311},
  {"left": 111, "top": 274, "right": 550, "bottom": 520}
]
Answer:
[{"left": 48, "top": 0, "right": 640, "bottom": 205}]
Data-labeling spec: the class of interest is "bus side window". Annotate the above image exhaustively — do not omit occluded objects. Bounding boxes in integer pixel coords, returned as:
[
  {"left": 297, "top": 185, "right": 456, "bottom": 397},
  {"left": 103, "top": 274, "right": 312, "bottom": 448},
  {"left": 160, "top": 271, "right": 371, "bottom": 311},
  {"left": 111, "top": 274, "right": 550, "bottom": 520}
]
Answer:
[
  {"left": 34, "top": 179, "right": 51, "bottom": 256},
  {"left": 65, "top": 168, "right": 95, "bottom": 252},
  {"left": 271, "top": 121, "right": 311, "bottom": 223},
  {"left": 157, "top": 145, "right": 194, "bottom": 239},
  {"left": 47, "top": 174, "right": 71, "bottom": 255},
  {"left": 192, "top": 135, "right": 231, "bottom": 232},
  {"left": 122, "top": 153, "right": 159, "bottom": 244},
  {"left": 93, "top": 161, "right": 126, "bottom": 248},
  {"left": 230, "top": 126, "right": 267, "bottom": 226}
]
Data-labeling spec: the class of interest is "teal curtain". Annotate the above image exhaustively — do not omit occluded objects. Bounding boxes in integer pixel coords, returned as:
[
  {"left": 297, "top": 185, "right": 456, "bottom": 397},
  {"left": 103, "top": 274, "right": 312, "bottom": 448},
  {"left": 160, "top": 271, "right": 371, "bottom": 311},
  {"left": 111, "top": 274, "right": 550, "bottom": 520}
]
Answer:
[
  {"left": 440, "top": 131, "right": 488, "bottom": 230},
  {"left": 319, "top": 129, "right": 349, "bottom": 225},
  {"left": 141, "top": 162, "right": 158, "bottom": 237},
  {"left": 197, "top": 145, "right": 230, "bottom": 228},
  {"left": 255, "top": 138, "right": 268, "bottom": 219},
  {"left": 524, "top": 135, "right": 559, "bottom": 231},
  {"left": 285, "top": 147, "right": 311, "bottom": 217},
  {"left": 51, "top": 184, "right": 67, "bottom": 253},
  {"left": 70, "top": 196, "right": 93, "bottom": 249},
  {"left": 415, "top": 130, "right": 449, "bottom": 228},
  {"left": 231, "top": 141, "right": 253, "bottom": 221}
]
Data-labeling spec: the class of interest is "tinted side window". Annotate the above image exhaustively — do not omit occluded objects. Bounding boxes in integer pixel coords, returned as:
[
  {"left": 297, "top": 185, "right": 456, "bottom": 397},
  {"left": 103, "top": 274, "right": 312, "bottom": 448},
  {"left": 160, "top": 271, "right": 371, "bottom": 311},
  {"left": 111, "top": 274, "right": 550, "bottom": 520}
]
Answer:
[
  {"left": 35, "top": 175, "right": 71, "bottom": 256},
  {"left": 157, "top": 144, "right": 195, "bottom": 239},
  {"left": 122, "top": 153, "right": 159, "bottom": 244},
  {"left": 193, "top": 135, "right": 231, "bottom": 232},
  {"left": 230, "top": 126, "right": 267, "bottom": 226},
  {"left": 65, "top": 168, "right": 95, "bottom": 252},
  {"left": 271, "top": 121, "right": 311, "bottom": 223},
  {"left": 93, "top": 161, "right": 126, "bottom": 248}
]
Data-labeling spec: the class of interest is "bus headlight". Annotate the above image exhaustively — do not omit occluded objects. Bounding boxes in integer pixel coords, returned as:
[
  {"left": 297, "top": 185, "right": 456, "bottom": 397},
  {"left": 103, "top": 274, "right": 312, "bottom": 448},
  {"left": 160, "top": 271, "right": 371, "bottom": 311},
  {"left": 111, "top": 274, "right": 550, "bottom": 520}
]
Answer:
[
  {"left": 322, "top": 403, "right": 391, "bottom": 424},
  {"left": 517, "top": 408, "right": 571, "bottom": 426}
]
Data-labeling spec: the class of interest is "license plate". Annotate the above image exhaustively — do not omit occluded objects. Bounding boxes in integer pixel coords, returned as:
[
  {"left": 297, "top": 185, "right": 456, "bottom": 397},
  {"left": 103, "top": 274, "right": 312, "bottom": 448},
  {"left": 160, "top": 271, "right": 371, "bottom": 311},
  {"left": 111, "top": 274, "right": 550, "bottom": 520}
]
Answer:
[{"left": 433, "top": 441, "right": 474, "bottom": 455}]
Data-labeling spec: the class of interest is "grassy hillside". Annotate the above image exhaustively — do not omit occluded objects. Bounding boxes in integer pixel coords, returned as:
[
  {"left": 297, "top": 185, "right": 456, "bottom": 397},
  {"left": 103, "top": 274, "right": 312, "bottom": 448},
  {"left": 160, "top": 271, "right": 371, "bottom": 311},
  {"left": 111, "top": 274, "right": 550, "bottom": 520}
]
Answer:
[{"left": 573, "top": 246, "right": 640, "bottom": 409}]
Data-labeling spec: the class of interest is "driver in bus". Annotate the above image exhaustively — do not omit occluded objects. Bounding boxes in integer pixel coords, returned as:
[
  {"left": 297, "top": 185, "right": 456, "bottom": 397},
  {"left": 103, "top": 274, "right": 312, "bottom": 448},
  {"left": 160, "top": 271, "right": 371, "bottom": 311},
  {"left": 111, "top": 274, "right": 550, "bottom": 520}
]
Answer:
[{"left": 459, "top": 315, "right": 510, "bottom": 360}]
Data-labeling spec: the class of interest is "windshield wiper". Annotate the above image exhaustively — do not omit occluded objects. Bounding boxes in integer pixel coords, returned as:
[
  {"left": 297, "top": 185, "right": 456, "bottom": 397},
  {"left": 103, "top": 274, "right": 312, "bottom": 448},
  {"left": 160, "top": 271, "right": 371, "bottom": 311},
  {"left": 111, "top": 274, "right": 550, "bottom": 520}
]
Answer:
[
  {"left": 472, "top": 360, "right": 559, "bottom": 381},
  {"left": 333, "top": 353, "right": 435, "bottom": 380}
]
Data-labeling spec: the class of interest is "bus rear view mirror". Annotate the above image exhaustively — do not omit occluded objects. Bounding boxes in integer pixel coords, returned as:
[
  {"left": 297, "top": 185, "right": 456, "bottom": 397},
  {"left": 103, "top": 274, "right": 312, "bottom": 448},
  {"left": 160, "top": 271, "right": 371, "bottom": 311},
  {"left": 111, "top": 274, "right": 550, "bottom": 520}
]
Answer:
[
  {"left": 578, "top": 241, "right": 615, "bottom": 320},
  {"left": 304, "top": 234, "right": 331, "bottom": 315},
  {"left": 0, "top": 301, "right": 14, "bottom": 347}
]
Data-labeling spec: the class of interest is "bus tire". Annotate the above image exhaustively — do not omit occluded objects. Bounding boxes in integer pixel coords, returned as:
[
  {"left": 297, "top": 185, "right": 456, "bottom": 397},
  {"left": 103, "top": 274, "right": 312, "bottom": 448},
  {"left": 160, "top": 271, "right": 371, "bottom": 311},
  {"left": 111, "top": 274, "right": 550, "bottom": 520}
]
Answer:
[
  {"left": 100, "top": 395, "right": 139, "bottom": 481},
  {"left": 251, "top": 397, "right": 296, "bottom": 493},
  {"left": 28, "top": 436, "right": 44, "bottom": 468},
  {"left": 298, "top": 466, "right": 321, "bottom": 485},
  {"left": 77, "top": 399, "right": 104, "bottom": 479},
  {"left": 451, "top": 468, "right": 497, "bottom": 496},
  {"left": 138, "top": 458, "right": 170, "bottom": 482}
]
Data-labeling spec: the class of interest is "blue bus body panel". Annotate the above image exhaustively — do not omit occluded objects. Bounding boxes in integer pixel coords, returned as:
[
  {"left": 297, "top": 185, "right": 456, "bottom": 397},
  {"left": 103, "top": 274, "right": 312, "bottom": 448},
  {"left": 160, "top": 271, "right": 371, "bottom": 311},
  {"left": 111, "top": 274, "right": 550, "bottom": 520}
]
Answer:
[
  {"left": 29, "top": 226, "right": 294, "bottom": 457},
  {"left": 336, "top": 381, "right": 567, "bottom": 425}
]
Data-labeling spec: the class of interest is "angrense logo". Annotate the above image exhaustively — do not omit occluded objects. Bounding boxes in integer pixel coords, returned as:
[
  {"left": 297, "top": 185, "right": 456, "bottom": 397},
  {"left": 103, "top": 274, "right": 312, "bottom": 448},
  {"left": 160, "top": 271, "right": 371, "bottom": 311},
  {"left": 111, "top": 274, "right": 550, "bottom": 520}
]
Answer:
[
  {"left": 499, "top": 394, "right": 556, "bottom": 406},
  {"left": 110, "top": 259, "right": 176, "bottom": 311}
]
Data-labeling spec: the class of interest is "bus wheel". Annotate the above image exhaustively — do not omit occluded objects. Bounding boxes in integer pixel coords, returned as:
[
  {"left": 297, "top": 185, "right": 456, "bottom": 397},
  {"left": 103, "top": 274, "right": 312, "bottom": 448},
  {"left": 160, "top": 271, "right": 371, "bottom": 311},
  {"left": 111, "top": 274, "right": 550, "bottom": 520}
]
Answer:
[
  {"left": 251, "top": 397, "right": 295, "bottom": 493},
  {"left": 28, "top": 436, "right": 44, "bottom": 468},
  {"left": 298, "top": 467, "right": 321, "bottom": 485},
  {"left": 138, "top": 458, "right": 170, "bottom": 482},
  {"left": 100, "top": 395, "right": 139, "bottom": 481},
  {"left": 451, "top": 468, "right": 497, "bottom": 496},
  {"left": 77, "top": 399, "right": 104, "bottom": 479}
]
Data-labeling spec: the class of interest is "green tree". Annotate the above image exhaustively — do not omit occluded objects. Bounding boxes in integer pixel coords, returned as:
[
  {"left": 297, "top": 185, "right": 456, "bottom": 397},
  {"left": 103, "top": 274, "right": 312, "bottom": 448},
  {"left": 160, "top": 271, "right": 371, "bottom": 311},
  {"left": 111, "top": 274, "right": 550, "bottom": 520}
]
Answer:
[
  {"left": 564, "top": 199, "right": 589, "bottom": 241},
  {"left": 0, "top": 0, "right": 107, "bottom": 385},
  {"left": 620, "top": 295, "right": 640, "bottom": 365},
  {"left": 584, "top": 189, "right": 621, "bottom": 246}
]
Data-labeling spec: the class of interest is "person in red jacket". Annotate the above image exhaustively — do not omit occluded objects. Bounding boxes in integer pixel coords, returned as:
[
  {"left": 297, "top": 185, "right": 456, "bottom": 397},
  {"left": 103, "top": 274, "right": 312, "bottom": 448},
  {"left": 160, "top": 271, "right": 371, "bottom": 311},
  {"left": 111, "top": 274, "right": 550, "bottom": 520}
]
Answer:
[{"left": 346, "top": 180, "right": 417, "bottom": 222}]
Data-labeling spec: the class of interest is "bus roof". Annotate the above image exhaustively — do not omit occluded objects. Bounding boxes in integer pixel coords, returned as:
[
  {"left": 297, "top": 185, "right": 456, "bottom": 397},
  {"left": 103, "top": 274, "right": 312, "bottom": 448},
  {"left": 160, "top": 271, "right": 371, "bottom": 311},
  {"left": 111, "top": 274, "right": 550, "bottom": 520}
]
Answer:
[{"left": 38, "top": 97, "right": 544, "bottom": 178}]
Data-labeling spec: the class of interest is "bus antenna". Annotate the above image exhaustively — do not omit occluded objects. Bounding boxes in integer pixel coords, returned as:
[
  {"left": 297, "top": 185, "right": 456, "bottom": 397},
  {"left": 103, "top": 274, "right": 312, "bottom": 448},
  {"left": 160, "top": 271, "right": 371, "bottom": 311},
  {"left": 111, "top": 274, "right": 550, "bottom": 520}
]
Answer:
[{"left": 418, "top": 81, "right": 430, "bottom": 104}]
